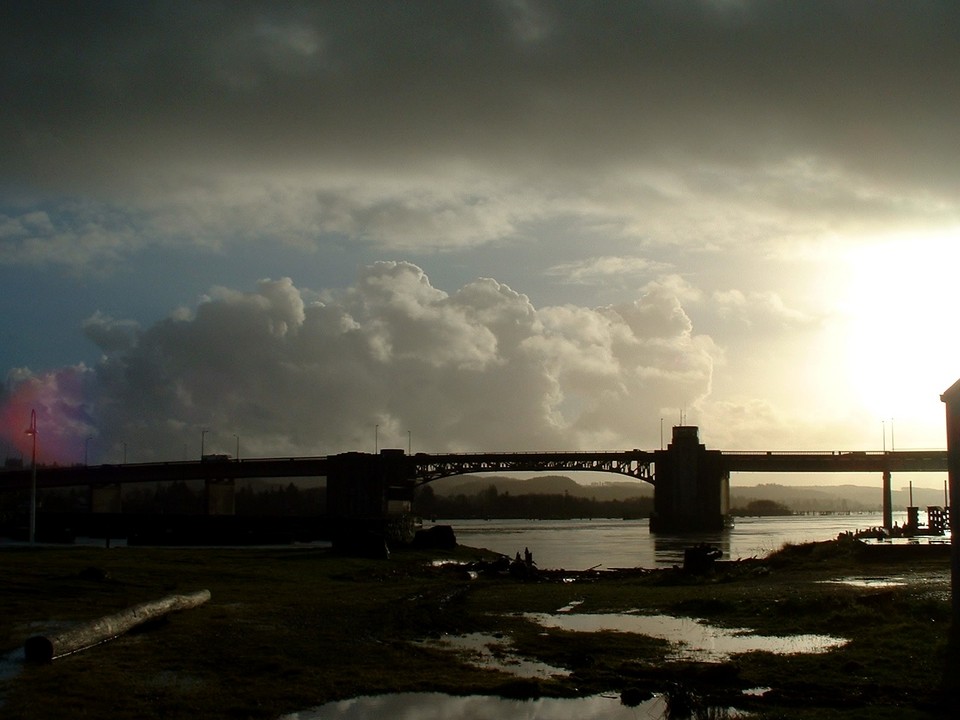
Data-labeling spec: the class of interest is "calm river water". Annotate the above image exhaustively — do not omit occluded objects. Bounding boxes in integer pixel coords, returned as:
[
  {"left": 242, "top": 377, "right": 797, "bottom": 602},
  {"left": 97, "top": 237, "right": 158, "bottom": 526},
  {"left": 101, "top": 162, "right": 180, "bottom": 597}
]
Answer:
[{"left": 444, "top": 511, "right": 920, "bottom": 570}]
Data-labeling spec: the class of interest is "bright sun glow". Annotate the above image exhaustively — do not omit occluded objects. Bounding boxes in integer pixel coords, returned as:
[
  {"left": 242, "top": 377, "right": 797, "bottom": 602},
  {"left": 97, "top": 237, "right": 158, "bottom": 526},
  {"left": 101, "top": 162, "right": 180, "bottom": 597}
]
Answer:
[{"left": 841, "top": 229, "right": 960, "bottom": 443}]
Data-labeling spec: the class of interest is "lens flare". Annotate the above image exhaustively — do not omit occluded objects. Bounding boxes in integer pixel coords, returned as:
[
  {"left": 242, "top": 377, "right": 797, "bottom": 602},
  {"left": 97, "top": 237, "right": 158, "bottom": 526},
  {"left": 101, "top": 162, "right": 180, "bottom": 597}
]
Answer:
[{"left": 0, "top": 366, "right": 96, "bottom": 466}]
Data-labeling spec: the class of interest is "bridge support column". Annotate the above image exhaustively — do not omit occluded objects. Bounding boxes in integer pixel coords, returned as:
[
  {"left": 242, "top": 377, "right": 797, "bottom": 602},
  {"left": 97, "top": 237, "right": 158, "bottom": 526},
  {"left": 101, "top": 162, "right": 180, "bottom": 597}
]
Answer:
[
  {"left": 326, "top": 450, "right": 417, "bottom": 553},
  {"left": 205, "top": 478, "right": 235, "bottom": 516},
  {"left": 882, "top": 471, "right": 892, "bottom": 532},
  {"left": 650, "top": 426, "right": 729, "bottom": 533},
  {"left": 90, "top": 483, "right": 122, "bottom": 514}
]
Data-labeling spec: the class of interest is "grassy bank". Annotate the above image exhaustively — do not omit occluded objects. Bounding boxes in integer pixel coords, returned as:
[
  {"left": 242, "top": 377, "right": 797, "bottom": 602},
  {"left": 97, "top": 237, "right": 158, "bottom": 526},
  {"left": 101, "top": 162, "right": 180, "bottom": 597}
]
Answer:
[{"left": 0, "top": 538, "right": 955, "bottom": 719}]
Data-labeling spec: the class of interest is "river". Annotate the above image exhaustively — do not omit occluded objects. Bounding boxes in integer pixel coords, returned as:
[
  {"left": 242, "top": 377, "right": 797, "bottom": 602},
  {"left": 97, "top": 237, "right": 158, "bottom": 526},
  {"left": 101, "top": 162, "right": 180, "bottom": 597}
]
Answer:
[{"left": 442, "top": 511, "right": 928, "bottom": 570}]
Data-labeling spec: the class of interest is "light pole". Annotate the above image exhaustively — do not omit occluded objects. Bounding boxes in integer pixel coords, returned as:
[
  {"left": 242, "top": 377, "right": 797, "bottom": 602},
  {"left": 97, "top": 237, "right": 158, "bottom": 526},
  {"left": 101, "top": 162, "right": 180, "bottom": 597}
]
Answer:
[
  {"left": 122, "top": 442, "right": 127, "bottom": 465},
  {"left": 85, "top": 436, "right": 92, "bottom": 466},
  {"left": 201, "top": 429, "right": 208, "bottom": 459},
  {"left": 408, "top": 430, "right": 411, "bottom": 455},
  {"left": 25, "top": 410, "right": 37, "bottom": 544},
  {"left": 234, "top": 434, "right": 240, "bottom": 460},
  {"left": 375, "top": 424, "right": 379, "bottom": 454}
]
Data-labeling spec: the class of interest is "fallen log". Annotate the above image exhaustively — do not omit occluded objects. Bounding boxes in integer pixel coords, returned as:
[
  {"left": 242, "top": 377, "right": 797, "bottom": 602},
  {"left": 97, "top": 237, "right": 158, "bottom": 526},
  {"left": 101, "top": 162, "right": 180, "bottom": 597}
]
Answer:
[{"left": 24, "top": 589, "right": 211, "bottom": 663}]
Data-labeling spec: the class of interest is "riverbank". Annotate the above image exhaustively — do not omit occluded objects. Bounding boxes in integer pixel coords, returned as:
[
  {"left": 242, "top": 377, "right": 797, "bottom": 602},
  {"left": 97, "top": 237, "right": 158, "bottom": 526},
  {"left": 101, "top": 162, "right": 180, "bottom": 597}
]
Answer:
[{"left": 0, "top": 538, "right": 955, "bottom": 719}]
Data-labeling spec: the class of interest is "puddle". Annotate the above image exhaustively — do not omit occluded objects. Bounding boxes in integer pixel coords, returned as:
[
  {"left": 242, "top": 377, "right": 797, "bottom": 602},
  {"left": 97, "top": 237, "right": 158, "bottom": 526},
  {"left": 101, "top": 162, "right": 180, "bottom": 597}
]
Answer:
[
  {"left": 555, "top": 599, "right": 584, "bottom": 613},
  {"left": 429, "top": 559, "right": 467, "bottom": 567},
  {"left": 822, "top": 577, "right": 907, "bottom": 589},
  {"left": 415, "top": 632, "right": 570, "bottom": 680},
  {"left": 525, "top": 611, "right": 847, "bottom": 663},
  {"left": 280, "top": 691, "right": 746, "bottom": 719}
]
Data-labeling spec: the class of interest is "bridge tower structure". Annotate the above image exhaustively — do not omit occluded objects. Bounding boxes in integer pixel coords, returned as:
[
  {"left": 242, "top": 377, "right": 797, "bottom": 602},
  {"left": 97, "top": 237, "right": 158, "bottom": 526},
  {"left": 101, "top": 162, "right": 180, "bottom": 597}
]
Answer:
[
  {"left": 325, "top": 450, "right": 417, "bottom": 549},
  {"left": 650, "top": 425, "right": 730, "bottom": 533}
]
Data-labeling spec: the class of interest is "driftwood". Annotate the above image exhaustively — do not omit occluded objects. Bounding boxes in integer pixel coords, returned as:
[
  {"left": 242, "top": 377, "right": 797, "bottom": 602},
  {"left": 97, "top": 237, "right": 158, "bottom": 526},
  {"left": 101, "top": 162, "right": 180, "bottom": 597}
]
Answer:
[{"left": 24, "top": 589, "right": 211, "bottom": 662}]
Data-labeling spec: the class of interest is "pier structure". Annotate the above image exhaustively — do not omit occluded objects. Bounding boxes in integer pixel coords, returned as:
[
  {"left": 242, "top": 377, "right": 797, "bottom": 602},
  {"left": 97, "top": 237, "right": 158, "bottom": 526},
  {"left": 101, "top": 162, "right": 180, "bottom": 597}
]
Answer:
[{"left": 650, "top": 425, "right": 729, "bottom": 532}]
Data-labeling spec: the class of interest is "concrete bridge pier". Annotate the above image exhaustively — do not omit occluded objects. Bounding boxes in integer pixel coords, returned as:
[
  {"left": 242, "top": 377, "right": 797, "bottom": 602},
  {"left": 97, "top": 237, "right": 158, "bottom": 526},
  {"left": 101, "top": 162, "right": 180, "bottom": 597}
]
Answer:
[
  {"left": 90, "top": 483, "right": 123, "bottom": 514},
  {"left": 882, "top": 470, "right": 892, "bottom": 532},
  {"left": 326, "top": 450, "right": 417, "bottom": 553},
  {"left": 205, "top": 478, "right": 236, "bottom": 515},
  {"left": 650, "top": 426, "right": 730, "bottom": 533}
]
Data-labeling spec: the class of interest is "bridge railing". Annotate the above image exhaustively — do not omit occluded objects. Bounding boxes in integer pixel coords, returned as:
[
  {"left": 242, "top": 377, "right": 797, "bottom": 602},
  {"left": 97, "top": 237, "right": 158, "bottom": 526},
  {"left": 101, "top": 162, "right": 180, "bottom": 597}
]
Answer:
[
  {"left": 721, "top": 449, "right": 946, "bottom": 457},
  {"left": 721, "top": 450, "right": 880, "bottom": 456}
]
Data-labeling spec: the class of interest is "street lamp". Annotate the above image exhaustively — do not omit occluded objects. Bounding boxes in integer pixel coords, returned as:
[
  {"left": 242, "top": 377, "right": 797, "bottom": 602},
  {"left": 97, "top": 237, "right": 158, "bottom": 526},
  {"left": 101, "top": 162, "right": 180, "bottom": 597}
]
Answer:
[
  {"left": 375, "top": 424, "right": 379, "bottom": 454},
  {"left": 234, "top": 434, "right": 240, "bottom": 460},
  {"left": 24, "top": 410, "right": 37, "bottom": 544},
  {"left": 201, "top": 429, "right": 209, "bottom": 459},
  {"left": 85, "top": 436, "right": 92, "bottom": 466}
]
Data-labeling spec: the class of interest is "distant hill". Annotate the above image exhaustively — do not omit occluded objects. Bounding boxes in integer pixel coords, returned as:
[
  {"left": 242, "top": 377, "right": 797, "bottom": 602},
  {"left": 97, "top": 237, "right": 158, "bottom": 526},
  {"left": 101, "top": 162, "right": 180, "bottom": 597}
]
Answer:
[
  {"left": 427, "top": 475, "right": 945, "bottom": 512},
  {"left": 730, "top": 483, "right": 946, "bottom": 513},
  {"left": 428, "top": 475, "right": 652, "bottom": 501}
]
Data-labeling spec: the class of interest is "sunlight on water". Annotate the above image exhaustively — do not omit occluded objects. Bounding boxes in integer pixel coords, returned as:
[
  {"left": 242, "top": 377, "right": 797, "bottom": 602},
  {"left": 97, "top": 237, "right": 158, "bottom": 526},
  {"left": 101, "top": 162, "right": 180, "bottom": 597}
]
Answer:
[
  {"left": 525, "top": 611, "right": 848, "bottom": 663},
  {"left": 280, "top": 691, "right": 746, "bottom": 720},
  {"left": 821, "top": 576, "right": 907, "bottom": 589}
]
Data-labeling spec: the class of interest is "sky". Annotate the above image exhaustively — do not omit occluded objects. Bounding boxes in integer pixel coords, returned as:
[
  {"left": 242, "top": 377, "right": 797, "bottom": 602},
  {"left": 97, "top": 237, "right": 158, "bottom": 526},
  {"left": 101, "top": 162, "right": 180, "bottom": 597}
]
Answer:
[{"left": 1, "top": 1, "right": 958, "bottom": 488}]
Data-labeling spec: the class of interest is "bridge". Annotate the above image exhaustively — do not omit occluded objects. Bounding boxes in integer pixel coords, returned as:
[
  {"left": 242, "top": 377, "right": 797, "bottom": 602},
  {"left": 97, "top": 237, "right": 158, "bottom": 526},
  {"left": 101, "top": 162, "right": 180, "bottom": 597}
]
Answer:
[{"left": 1, "top": 426, "right": 948, "bottom": 535}]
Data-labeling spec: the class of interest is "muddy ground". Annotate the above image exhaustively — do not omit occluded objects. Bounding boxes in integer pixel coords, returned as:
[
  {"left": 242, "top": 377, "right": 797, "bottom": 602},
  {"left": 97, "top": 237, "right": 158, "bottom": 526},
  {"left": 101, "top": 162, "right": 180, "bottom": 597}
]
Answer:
[{"left": 0, "top": 537, "right": 956, "bottom": 719}]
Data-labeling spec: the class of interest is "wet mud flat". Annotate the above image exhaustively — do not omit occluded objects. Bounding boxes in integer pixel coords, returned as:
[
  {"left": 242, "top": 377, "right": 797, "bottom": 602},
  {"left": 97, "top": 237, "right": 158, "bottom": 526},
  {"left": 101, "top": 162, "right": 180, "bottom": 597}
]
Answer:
[{"left": 0, "top": 538, "right": 956, "bottom": 719}]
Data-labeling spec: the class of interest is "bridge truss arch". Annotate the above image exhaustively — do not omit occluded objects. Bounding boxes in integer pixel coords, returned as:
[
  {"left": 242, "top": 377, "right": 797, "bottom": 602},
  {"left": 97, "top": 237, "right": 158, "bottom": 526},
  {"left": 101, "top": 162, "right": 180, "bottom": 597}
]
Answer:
[{"left": 409, "top": 451, "right": 656, "bottom": 486}]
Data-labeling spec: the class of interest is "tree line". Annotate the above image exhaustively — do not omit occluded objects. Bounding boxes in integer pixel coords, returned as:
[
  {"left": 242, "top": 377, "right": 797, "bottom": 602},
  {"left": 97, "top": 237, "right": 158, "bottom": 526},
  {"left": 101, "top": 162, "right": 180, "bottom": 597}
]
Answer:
[
  {"left": 0, "top": 482, "right": 327, "bottom": 518},
  {"left": 412, "top": 483, "right": 653, "bottom": 520},
  {"left": 3, "top": 481, "right": 792, "bottom": 524}
]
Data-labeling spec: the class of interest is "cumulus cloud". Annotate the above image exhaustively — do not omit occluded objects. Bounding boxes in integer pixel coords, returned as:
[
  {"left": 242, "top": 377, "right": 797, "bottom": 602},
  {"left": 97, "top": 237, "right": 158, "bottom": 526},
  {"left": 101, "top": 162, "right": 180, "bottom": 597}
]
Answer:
[
  {"left": 82, "top": 312, "right": 142, "bottom": 355},
  {"left": 0, "top": 264, "right": 718, "bottom": 462}
]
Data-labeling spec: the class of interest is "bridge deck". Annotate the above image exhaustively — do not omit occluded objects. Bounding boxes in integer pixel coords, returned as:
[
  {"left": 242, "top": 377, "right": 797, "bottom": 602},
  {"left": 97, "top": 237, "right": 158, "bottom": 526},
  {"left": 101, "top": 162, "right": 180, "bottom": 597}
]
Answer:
[
  {"left": 722, "top": 450, "right": 946, "bottom": 473},
  {"left": 0, "top": 449, "right": 947, "bottom": 492}
]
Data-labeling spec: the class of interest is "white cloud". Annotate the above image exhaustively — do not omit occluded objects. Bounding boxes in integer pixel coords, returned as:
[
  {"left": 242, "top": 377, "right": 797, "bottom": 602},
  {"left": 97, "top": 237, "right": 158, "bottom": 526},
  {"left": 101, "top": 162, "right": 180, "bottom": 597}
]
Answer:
[
  {"left": 710, "top": 289, "right": 815, "bottom": 329},
  {"left": 545, "top": 256, "right": 669, "bottom": 285},
  {"left": 1, "top": 264, "right": 721, "bottom": 462}
]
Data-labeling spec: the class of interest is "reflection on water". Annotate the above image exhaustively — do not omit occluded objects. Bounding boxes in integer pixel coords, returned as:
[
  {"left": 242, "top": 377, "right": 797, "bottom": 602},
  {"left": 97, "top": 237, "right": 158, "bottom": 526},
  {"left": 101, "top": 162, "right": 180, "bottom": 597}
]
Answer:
[
  {"left": 652, "top": 532, "right": 731, "bottom": 566},
  {"left": 281, "top": 691, "right": 747, "bottom": 720},
  {"left": 415, "top": 632, "right": 570, "bottom": 680},
  {"left": 822, "top": 576, "right": 908, "bottom": 588},
  {"left": 525, "top": 611, "right": 848, "bottom": 663},
  {"left": 448, "top": 512, "right": 914, "bottom": 570}
]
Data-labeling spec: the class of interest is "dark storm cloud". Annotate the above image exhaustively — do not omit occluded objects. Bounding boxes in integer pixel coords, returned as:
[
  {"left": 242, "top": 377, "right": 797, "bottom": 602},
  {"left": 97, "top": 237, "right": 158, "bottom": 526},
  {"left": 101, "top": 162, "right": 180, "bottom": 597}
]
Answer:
[{"left": 3, "top": 1, "right": 959, "bottom": 196}]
